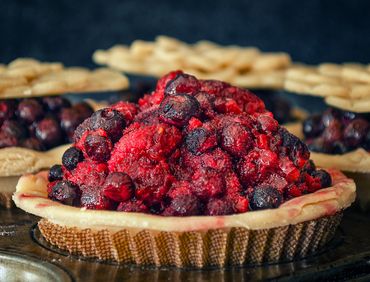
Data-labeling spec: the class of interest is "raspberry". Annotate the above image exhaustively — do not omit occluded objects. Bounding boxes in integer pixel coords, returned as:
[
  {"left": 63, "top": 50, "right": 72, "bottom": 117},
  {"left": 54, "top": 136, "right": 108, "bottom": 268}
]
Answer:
[
  {"left": 64, "top": 161, "right": 107, "bottom": 188},
  {"left": 103, "top": 172, "right": 133, "bottom": 202},
  {"left": 158, "top": 94, "right": 200, "bottom": 127},
  {"left": 191, "top": 170, "right": 225, "bottom": 200},
  {"left": 111, "top": 101, "right": 138, "bottom": 123}
]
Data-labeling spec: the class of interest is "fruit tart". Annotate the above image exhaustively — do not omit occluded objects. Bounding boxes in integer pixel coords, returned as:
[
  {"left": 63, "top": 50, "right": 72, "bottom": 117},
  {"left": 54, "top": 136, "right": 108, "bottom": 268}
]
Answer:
[
  {"left": 14, "top": 72, "right": 355, "bottom": 268},
  {"left": 287, "top": 107, "right": 370, "bottom": 210},
  {"left": 0, "top": 96, "right": 103, "bottom": 208}
]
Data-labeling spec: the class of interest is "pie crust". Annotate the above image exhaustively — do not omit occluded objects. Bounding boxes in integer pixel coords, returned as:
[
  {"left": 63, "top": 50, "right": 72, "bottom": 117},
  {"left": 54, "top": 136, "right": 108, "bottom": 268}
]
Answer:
[{"left": 12, "top": 170, "right": 355, "bottom": 267}]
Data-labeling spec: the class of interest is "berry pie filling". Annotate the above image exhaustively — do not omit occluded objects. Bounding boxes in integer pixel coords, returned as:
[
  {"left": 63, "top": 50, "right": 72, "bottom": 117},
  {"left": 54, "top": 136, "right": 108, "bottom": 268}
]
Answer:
[
  {"left": 47, "top": 71, "right": 332, "bottom": 216},
  {"left": 0, "top": 96, "right": 96, "bottom": 151},
  {"left": 303, "top": 108, "right": 370, "bottom": 154}
]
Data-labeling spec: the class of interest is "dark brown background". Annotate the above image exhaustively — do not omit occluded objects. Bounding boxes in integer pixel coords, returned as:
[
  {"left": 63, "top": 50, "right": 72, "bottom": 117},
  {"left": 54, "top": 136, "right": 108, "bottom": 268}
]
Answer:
[{"left": 1, "top": 0, "right": 369, "bottom": 67}]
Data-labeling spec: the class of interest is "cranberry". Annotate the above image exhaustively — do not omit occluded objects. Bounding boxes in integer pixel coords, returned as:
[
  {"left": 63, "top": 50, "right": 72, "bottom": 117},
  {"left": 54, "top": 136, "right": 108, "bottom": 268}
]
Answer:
[
  {"left": 185, "top": 128, "right": 217, "bottom": 155},
  {"left": 311, "top": 169, "right": 332, "bottom": 188},
  {"left": 48, "top": 164, "right": 63, "bottom": 182},
  {"left": 103, "top": 172, "right": 133, "bottom": 202},
  {"left": 72, "top": 102, "right": 94, "bottom": 120},
  {"left": 21, "top": 138, "right": 44, "bottom": 151},
  {"left": 303, "top": 114, "right": 324, "bottom": 138},
  {"left": 165, "top": 73, "right": 200, "bottom": 96},
  {"left": 0, "top": 100, "right": 16, "bottom": 124},
  {"left": 214, "top": 97, "right": 242, "bottom": 114},
  {"left": 48, "top": 180, "right": 80, "bottom": 206},
  {"left": 194, "top": 92, "right": 216, "bottom": 118},
  {"left": 42, "top": 96, "right": 71, "bottom": 112},
  {"left": 35, "top": 118, "right": 63, "bottom": 148},
  {"left": 117, "top": 200, "right": 148, "bottom": 213},
  {"left": 159, "top": 94, "right": 200, "bottom": 127},
  {"left": 1, "top": 120, "right": 28, "bottom": 139},
  {"left": 343, "top": 119, "right": 369, "bottom": 148},
  {"left": 257, "top": 114, "right": 279, "bottom": 133},
  {"left": 249, "top": 186, "right": 282, "bottom": 210},
  {"left": 17, "top": 99, "right": 44, "bottom": 123},
  {"left": 205, "top": 198, "right": 233, "bottom": 216},
  {"left": 220, "top": 123, "right": 252, "bottom": 157},
  {"left": 60, "top": 108, "right": 83, "bottom": 141},
  {"left": 90, "top": 109, "right": 125, "bottom": 142},
  {"left": 84, "top": 131, "right": 113, "bottom": 163},
  {"left": 62, "top": 147, "right": 84, "bottom": 171},
  {"left": 80, "top": 186, "right": 114, "bottom": 210},
  {"left": 322, "top": 119, "right": 342, "bottom": 144}
]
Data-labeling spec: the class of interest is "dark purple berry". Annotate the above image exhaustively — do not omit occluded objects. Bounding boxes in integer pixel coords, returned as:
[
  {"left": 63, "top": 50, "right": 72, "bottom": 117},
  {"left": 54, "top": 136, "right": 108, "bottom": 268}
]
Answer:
[
  {"left": 322, "top": 119, "right": 342, "bottom": 144},
  {"left": 250, "top": 186, "right": 282, "bottom": 210},
  {"left": 205, "top": 198, "right": 233, "bottom": 216},
  {"left": 321, "top": 108, "right": 341, "bottom": 127},
  {"left": 49, "top": 180, "right": 80, "bottom": 206},
  {"left": 343, "top": 118, "right": 369, "bottom": 148},
  {"left": 62, "top": 147, "right": 83, "bottom": 171},
  {"left": 35, "top": 118, "right": 63, "bottom": 148},
  {"left": 73, "top": 118, "right": 92, "bottom": 142},
  {"left": 0, "top": 132, "right": 18, "bottom": 148},
  {"left": 48, "top": 165, "right": 63, "bottom": 182},
  {"left": 0, "top": 100, "right": 17, "bottom": 125},
  {"left": 159, "top": 94, "right": 200, "bottom": 127},
  {"left": 21, "top": 138, "right": 44, "bottom": 151},
  {"left": 90, "top": 109, "right": 125, "bottom": 142},
  {"left": 332, "top": 141, "right": 349, "bottom": 154},
  {"left": 302, "top": 114, "right": 324, "bottom": 138},
  {"left": 1, "top": 120, "right": 28, "bottom": 139},
  {"left": 60, "top": 108, "right": 84, "bottom": 142},
  {"left": 185, "top": 128, "right": 217, "bottom": 155},
  {"left": 72, "top": 102, "right": 94, "bottom": 120},
  {"left": 84, "top": 132, "right": 112, "bottom": 162},
  {"left": 165, "top": 193, "right": 200, "bottom": 216},
  {"left": 17, "top": 99, "right": 43, "bottom": 123},
  {"left": 194, "top": 92, "right": 216, "bottom": 118},
  {"left": 311, "top": 169, "right": 332, "bottom": 188},
  {"left": 303, "top": 160, "right": 316, "bottom": 173},
  {"left": 42, "top": 96, "right": 71, "bottom": 112},
  {"left": 165, "top": 73, "right": 200, "bottom": 96},
  {"left": 341, "top": 111, "right": 358, "bottom": 124}
]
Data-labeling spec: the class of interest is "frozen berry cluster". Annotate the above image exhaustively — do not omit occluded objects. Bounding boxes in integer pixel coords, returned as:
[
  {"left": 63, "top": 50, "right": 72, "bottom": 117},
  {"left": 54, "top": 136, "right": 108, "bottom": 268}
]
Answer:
[
  {"left": 303, "top": 108, "right": 370, "bottom": 154},
  {"left": 48, "top": 71, "right": 332, "bottom": 216},
  {"left": 0, "top": 97, "right": 94, "bottom": 151}
]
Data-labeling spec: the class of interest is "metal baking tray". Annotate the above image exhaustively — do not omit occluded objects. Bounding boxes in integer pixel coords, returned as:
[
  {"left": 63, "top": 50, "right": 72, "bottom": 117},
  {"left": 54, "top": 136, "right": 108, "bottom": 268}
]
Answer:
[{"left": 0, "top": 207, "right": 369, "bottom": 281}]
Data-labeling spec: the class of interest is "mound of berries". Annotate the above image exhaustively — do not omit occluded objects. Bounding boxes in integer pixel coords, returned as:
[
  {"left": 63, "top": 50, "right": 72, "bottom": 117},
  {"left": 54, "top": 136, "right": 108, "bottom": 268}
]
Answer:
[
  {"left": 303, "top": 108, "right": 370, "bottom": 154},
  {"left": 48, "top": 71, "right": 332, "bottom": 216},
  {"left": 0, "top": 96, "right": 94, "bottom": 151}
]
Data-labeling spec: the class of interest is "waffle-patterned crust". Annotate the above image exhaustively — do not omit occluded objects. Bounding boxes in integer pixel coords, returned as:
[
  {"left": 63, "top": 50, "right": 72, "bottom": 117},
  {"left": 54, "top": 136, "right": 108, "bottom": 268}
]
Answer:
[{"left": 0, "top": 58, "right": 129, "bottom": 99}]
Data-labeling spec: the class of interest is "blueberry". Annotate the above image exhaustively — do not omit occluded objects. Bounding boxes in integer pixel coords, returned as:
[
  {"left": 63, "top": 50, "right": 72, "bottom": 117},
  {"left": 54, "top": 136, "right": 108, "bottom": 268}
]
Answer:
[
  {"left": 185, "top": 128, "right": 217, "bottom": 155},
  {"left": 17, "top": 99, "right": 44, "bottom": 123},
  {"left": 35, "top": 118, "right": 63, "bottom": 148},
  {"left": 311, "top": 169, "right": 332, "bottom": 188},
  {"left": 42, "top": 96, "right": 71, "bottom": 112},
  {"left": 48, "top": 164, "right": 63, "bottom": 182},
  {"left": 84, "top": 132, "right": 112, "bottom": 162},
  {"left": 62, "top": 147, "right": 83, "bottom": 171},
  {"left": 49, "top": 180, "right": 80, "bottom": 206},
  {"left": 159, "top": 94, "right": 200, "bottom": 127},
  {"left": 343, "top": 118, "right": 369, "bottom": 148},
  {"left": 1, "top": 120, "right": 28, "bottom": 139},
  {"left": 250, "top": 186, "right": 282, "bottom": 210},
  {"left": 302, "top": 114, "right": 324, "bottom": 138},
  {"left": 279, "top": 127, "right": 309, "bottom": 160},
  {"left": 164, "top": 73, "right": 200, "bottom": 96},
  {"left": 90, "top": 109, "right": 125, "bottom": 142}
]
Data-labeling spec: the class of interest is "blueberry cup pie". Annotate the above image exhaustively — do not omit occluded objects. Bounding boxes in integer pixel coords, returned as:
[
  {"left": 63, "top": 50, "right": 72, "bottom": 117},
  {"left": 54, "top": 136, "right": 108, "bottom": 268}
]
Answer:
[{"left": 14, "top": 72, "right": 355, "bottom": 268}]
